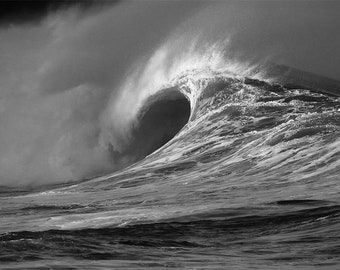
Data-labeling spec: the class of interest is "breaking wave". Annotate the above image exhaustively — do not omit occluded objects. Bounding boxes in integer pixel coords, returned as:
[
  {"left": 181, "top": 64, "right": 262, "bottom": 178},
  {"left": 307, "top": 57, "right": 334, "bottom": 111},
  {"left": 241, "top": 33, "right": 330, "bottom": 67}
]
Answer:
[
  {"left": 98, "top": 37, "right": 261, "bottom": 177},
  {"left": 3, "top": 0, "right": 339, "bottom": 189}
]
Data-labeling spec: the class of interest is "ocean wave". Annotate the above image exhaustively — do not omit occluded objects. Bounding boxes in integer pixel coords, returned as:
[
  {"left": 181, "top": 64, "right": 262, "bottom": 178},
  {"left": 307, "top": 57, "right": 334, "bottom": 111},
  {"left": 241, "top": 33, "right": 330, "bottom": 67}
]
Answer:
[{"left": 1, "top": 2, "right": 340, "bottom": 268}]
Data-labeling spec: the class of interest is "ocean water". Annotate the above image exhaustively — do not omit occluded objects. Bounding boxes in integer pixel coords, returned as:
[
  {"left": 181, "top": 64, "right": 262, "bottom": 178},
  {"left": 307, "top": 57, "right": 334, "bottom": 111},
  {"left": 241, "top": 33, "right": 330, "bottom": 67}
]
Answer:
[{"left": 1, "top": 67, "right": 339, "bottom": 269}]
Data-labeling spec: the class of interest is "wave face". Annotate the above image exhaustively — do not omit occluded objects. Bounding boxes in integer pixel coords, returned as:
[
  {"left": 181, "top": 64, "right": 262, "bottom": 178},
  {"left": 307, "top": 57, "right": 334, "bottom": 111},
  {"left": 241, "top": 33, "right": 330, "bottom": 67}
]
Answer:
[{"left": 1, "top": 64, "right": 340, "bottom": 269}]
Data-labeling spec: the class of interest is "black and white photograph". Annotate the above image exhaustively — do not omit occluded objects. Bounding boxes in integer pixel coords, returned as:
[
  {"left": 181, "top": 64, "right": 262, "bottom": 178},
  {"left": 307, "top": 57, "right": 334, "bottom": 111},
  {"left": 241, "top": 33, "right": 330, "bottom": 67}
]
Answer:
[{"left": 0, "top": 0, "right": 339, "bottom": 269}]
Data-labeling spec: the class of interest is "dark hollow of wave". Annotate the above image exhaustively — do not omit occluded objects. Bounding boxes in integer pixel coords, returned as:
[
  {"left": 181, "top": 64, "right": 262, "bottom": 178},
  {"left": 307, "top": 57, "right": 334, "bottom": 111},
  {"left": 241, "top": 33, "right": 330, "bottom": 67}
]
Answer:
[{"left": 120, "top": 88, "right": 190, "bottom": 162}]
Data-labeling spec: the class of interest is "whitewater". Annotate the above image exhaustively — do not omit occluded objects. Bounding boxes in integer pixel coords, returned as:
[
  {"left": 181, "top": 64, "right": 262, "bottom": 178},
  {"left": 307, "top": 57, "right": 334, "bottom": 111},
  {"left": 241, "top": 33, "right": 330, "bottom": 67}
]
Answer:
[{"left": 0, "top": 1, "right": 340, "bottom": 269}]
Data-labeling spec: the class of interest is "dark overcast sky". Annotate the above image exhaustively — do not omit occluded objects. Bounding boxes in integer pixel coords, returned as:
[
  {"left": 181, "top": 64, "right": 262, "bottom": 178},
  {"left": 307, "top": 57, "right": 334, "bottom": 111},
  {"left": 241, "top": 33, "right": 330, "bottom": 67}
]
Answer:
[{"left": 0, "top": 0, "right": 108, "bottom": 25}]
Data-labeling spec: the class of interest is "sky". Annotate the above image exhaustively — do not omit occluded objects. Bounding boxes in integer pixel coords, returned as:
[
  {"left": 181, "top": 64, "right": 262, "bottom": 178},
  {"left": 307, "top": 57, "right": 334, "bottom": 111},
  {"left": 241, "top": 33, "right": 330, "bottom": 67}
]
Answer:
[
  {"left": 1, "top": 1, "right": 340, "bottom": 79},
  {"left": 0, "top": 0, "right": 99, "bottom": 25}
]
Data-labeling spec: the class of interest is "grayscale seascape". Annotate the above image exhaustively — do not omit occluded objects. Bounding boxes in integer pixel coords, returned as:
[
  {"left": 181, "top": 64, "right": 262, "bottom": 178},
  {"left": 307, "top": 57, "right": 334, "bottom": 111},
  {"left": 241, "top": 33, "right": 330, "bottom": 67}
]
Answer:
[{"left": 0, "top": 1, "right": 339, "bottom": 269}]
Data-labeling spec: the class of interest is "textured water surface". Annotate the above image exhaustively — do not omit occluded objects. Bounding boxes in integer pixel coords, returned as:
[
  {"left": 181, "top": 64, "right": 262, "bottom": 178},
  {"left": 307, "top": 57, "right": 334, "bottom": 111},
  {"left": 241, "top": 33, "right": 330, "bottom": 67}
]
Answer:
[{"left": 1, "top": 69, "right": 340, "bottom": 269}]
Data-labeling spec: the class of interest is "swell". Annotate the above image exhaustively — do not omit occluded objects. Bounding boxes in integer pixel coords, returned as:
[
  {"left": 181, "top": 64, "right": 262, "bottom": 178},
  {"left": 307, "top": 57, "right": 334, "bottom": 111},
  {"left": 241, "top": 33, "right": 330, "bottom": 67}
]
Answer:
[{"left": 1, "top": 202, "right": 339, "bottom": 262}]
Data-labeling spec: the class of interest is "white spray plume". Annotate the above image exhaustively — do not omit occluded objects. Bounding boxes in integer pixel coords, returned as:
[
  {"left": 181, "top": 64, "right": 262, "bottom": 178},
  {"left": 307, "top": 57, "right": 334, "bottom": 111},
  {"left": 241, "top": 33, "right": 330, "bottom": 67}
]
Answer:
[
  {"left": 0, "top": 2, "right": 207, "bottom": 187},
  {"left": 102, "top": 34, "right": 262, "bottom": 147}
]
